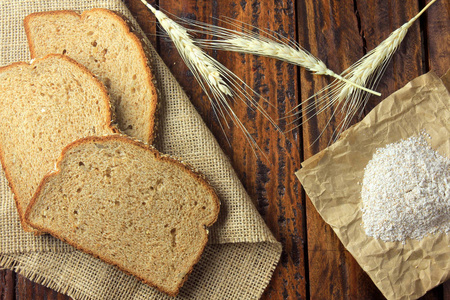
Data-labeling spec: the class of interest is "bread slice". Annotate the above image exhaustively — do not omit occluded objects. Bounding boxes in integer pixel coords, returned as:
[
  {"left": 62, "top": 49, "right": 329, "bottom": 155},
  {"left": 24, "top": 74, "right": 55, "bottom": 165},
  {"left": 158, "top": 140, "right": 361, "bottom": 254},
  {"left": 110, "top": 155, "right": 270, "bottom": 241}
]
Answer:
[
  {"left": 0, "top": 54, "right": 116, "bottom": 232},
  {"left": 24, "top": 8, "right": 158, "bottom": 144},
  {"left": 25, "top": 136, "right": 220, "bottom": 296}
]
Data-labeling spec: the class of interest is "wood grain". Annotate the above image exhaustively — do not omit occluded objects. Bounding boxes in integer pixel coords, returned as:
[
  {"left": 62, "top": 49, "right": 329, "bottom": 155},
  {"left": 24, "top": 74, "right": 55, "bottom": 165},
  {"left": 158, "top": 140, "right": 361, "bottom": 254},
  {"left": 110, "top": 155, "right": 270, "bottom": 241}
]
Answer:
[
  {"left": 424, "top": 1, "right": 450, "bottom": 298},
  {"left": 424, "top": 0, "right": 450, "bottom": 77},
  {"left": 1, "top": 0, "right": 448, "bottom": 299},
  {"left": 16, "top": 274, "right": 70, "bottom": 300},
  {"left": 298, "top": 0, "right": 445, "bottom": 299},
  {"left": 155, "top": 1, "right": 306, "bottom": 299},
  {"left": 212, "top": 2, "right": 306, "bottom": 299},
  {"left": 0, "top": 270, "right": 14, "bottom": 300},
  {"left": 296, "top": 0, "right": 380, "bottom": 298},
  {"left": 356, "top": 0, "right": 424, "bottom": 112}
]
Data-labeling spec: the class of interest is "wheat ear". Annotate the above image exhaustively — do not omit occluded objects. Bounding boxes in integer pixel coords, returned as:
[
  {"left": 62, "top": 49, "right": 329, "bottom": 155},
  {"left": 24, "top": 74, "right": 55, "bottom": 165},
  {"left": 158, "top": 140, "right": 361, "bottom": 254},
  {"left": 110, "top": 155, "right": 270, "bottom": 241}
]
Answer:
[
  {"left": 335, "top": 0, "right": 437, "bottom": 104},
  {"left": 288, "top": 0, "right": 438, "bottom": 143},
  {"left": 140, "top": 1, "right": 280, "bottom": 157},
  {"left": 193, "top": 20, "right": 380, "bottom": 97}
]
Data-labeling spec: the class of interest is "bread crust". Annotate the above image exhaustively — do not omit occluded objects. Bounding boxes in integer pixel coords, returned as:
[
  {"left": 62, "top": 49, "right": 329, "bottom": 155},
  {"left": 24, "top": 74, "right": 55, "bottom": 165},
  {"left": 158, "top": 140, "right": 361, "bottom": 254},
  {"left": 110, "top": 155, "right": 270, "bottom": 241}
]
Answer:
[
  {"left": 24, "top": 8, "right": 159, "bottom": 144},
  {"left": 0, "top": 54, "right": 117, "bottom": 233},
  {"left": 25, "top": 135, "right": 220, "bottom": 296}
]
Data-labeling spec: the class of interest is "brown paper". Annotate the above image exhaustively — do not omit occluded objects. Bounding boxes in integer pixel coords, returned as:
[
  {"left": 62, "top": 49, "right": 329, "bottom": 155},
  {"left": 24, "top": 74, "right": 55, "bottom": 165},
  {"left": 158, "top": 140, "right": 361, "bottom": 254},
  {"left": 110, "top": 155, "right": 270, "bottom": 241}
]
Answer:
[
  {"left": 296, "top": 71, "right": 450, "bottom": 300},
  {"left": 0, "top": 0, "right": 281, "bottom": 299}
]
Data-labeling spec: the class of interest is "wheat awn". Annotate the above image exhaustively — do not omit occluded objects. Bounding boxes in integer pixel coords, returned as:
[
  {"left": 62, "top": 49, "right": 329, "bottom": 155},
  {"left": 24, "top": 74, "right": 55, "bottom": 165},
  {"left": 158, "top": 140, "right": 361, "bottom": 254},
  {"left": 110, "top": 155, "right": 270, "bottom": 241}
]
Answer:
[
  {"left": 192, "top": 17, "right": 380, "bottom": 96},
  {"left": 288, "top": 0, "right": 438, "bottom": 143},
  {"left": 140, "top": 1, "right": 280, "bottom": 157}
]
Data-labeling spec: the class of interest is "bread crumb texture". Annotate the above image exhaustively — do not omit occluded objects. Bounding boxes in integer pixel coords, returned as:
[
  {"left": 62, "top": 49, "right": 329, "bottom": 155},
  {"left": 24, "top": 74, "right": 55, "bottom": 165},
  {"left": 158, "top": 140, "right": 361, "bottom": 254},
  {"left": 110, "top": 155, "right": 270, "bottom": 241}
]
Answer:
[
  {"left": 0, "top": 55, "right": 114, "bottom": 231},
  {"left": 25, "top": 9, "right": 158, "bottom": 143},
  {"left": 27, "top": 136, "right": 219, "bottom": 295}
]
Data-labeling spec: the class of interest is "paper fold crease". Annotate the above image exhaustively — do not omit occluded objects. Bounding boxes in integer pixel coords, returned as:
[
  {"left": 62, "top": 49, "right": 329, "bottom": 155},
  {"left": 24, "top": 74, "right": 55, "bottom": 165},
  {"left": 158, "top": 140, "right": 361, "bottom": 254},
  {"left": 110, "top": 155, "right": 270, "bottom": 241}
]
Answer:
[{"left": 296, "top": 71, "right": 450, "bottom": 300}]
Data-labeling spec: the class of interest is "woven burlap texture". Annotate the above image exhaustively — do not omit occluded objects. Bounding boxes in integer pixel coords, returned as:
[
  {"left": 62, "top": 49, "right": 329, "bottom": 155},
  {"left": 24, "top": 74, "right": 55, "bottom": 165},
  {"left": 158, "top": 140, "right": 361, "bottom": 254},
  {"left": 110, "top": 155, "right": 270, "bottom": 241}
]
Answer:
[{"left": 0, "top": 0, "right": 282, "bottom": 299}]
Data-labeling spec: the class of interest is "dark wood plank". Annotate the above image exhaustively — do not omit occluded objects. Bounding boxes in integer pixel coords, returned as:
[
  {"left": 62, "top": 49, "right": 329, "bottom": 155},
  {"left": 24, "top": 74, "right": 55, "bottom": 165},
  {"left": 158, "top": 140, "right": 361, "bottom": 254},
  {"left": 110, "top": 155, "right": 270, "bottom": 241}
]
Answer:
[
  {"left": 444, "top": 281, "right": 450, "bottom": 300},
  {"left": 123, "top": 0, "right": 158, "bottom": 47},
  {"left": 357, "top": 0, "right": 425, "bottom": 113},
  {"left": 424, "top": 0, "right": 450, "bottom": 299},
  {"left": 15, "top": 274, "right": 72, "bottom": 300},
  {"left": 357, "top": 1, "right": 446, "bottom": 299},
  {"left": 2, "top": 1, "right": 448, "bottom": 300},
  {"left": 420, "top": 285, "right": 444, "bottom": 300},
  {"left": 16, "top": 274, "right": 37, "bottom": 300},
  {"left": 297, "top": 0, "right": 444, "bottom": 299},
  {"left": 214, "top": 2, "right": 306, "bottom": 299},
  {"left": 0, "top": 270, "right": 14, "bottom": 300},
  {"left": 425, "top": 0, "right": 450, "bottom": 77},
  {"left": 155, "top": 1, "right": 306, "bottom": 299},
  {"left": 296, "top": 0, "right": 379, "bottom": 298}
]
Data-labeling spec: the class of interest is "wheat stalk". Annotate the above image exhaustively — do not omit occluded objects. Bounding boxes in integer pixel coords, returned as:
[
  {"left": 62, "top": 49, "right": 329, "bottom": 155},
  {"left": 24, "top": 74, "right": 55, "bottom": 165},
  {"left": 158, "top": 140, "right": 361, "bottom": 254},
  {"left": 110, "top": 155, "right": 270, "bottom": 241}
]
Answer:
[
  {"left": 141, "top": 3, "right": 231, "bottom": 96},
  {"left": 140, "top": 1, "right": 280, "bottom": 157},
  {"left": 192, "top": 18, "right": 380, "bottom": 96},
  {"left": 288, "top": 0, "right": 438, "bottom": 143}
]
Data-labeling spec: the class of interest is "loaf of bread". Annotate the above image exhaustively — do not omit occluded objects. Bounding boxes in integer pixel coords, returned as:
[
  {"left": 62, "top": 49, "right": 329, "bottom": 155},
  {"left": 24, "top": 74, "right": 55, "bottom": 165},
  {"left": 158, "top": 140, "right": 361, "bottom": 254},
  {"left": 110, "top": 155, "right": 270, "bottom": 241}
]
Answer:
[
  {"left": 0, "top": 54, "right": 116, "bottom": 232},
  {"left": 25, "top": 136, "right": 220, "bottom": 295},
  {"left": 24, "top": 8, "right": 158, "bottom": 144}
]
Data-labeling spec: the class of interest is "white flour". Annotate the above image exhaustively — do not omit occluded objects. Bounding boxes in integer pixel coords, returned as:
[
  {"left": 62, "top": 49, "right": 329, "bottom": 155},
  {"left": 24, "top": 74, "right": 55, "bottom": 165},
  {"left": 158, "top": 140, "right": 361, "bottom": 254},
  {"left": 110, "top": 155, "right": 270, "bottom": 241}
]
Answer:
[{"left": 361, "top": 133, "right": 450, "bottom": 242}]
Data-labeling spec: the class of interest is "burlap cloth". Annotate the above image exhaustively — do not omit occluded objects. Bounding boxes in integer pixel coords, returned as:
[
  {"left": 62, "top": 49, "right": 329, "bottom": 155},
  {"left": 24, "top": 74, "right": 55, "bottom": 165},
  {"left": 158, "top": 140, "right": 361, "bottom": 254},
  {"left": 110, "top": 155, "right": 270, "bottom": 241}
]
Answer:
[{"left": 0, "top": 1, "right": 282, "bottom": 299}]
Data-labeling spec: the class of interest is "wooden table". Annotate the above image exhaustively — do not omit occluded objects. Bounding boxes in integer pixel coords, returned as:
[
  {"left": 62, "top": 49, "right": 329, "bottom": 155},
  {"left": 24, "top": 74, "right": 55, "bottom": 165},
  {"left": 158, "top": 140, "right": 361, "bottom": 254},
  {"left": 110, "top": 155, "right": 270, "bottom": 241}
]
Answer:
[{"left": 1, "top": 0, "right": 449, "bottom": 299}]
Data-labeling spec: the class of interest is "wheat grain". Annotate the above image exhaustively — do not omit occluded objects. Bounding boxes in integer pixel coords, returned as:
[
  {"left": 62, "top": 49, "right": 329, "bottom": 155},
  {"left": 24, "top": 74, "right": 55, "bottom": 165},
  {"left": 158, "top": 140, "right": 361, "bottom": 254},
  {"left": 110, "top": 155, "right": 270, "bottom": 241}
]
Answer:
[
  {"left": 335, "top": 22, "right": 410, "bottom": 103},
  {"left": 140, "top": 1, "right": 279, "bottom": 157},
  {"left": 142, "top": 3, "right": 232, "bottom": 97},
  {"left": 193, "top": 18, "right": 380, "bottom": 96},
  {"left": 288, "top": 0, "right": 438, "bottom": 143}
]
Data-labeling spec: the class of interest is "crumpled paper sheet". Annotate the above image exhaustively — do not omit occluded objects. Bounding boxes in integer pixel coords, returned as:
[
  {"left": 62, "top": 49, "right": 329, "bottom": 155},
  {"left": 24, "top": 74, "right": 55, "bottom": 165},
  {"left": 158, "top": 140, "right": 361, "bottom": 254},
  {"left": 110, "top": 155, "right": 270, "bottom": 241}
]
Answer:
[{"left": 296, "top": 70, "right": 450, "bottom": 300}]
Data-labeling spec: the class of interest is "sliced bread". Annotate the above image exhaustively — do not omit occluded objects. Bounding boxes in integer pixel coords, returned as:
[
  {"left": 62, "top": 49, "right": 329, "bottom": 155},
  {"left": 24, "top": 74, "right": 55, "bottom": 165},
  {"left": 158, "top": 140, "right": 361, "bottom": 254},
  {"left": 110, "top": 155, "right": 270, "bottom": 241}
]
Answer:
[
  {"left": 24, "top": 8, "right": 158, "bottom": 144},
  {"left": 0, "top": 54, "right": 116, "bottom": 232},
  {"left": 25, "top": 135, "right": 220, "bottom": 296}
]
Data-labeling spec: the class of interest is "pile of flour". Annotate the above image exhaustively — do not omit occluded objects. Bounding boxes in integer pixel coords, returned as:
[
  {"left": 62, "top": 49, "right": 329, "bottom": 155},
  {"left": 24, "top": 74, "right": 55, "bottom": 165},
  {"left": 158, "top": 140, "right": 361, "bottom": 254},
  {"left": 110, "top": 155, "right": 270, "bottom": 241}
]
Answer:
[{"left": 361, "top": 134, "right": 450, "bottom": 242}]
